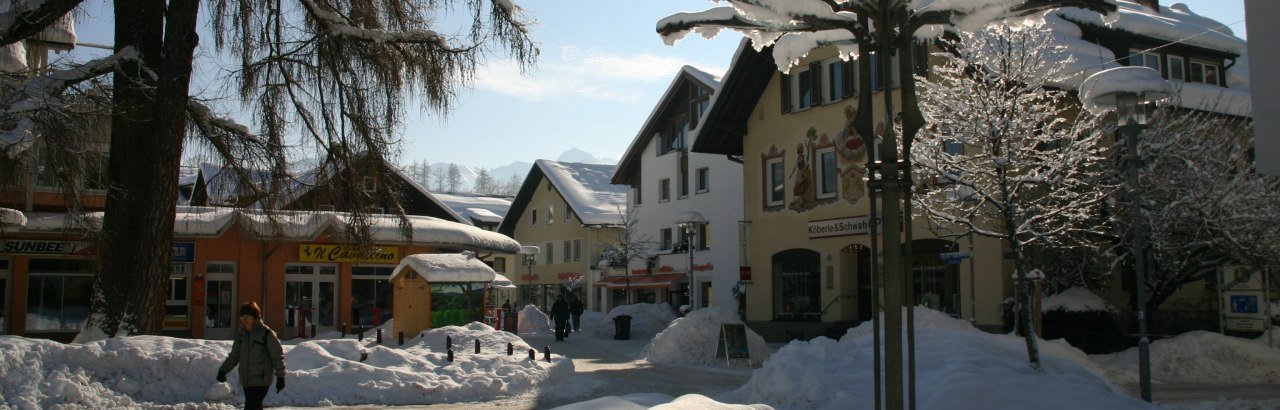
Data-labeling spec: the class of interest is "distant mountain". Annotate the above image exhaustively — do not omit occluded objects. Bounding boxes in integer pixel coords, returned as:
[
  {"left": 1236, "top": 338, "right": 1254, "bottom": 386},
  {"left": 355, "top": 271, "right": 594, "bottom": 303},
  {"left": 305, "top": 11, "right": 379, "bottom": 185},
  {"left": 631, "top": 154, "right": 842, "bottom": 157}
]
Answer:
[
  {"left": 557, "top": 148, "right": 616, "bottom": 165},
  {"left": 411, "top": 148, "right": 616, "bottom": 194}
]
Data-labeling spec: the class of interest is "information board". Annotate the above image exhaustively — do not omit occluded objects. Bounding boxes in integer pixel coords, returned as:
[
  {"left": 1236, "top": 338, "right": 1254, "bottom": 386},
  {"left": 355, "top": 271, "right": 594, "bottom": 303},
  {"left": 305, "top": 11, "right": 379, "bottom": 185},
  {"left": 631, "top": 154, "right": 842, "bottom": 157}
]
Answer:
[{"left": 716, "top": 323, "right": 750, "bottom": 360}]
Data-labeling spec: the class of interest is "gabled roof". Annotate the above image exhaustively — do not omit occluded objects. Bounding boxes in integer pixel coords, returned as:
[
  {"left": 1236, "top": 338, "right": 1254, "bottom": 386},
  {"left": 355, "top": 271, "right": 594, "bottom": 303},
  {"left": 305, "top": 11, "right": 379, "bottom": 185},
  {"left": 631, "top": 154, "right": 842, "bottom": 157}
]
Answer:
[
  {"left": 611, "top": 65, "right": 723, "bottom": 185},
  {"left": 433, "top": 192, "right": 513, "bottom": 224},
  {"left": 498, "top": 159, "right": 627, "bottom": 235},
  {"left": 391, "top": 252, "right": 497, "bottom": 282},
  {"left": 692, "top": 39, "right": 777, "bottom": 156}
]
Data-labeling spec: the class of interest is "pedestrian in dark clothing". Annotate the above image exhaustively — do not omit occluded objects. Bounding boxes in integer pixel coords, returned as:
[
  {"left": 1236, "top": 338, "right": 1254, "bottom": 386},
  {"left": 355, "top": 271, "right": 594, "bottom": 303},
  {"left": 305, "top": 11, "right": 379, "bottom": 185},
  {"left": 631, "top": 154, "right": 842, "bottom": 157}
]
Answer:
[
  {"left": 551, "top": 295, "right": 571, "bottom": 341},
  {"left": 569, "top": 297, "right": 584, "bottom": 333},
  {"left": 217, "top": 302, "right": 286, "bottom": 410}
]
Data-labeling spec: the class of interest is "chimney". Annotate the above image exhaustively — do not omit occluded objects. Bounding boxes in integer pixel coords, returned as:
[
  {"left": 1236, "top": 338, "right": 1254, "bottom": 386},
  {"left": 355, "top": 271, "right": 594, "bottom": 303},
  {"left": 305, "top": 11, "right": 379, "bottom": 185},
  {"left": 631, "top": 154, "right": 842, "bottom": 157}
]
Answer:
[{"left": 1135, "top": 0, "right": 1160, "bottom": 13}]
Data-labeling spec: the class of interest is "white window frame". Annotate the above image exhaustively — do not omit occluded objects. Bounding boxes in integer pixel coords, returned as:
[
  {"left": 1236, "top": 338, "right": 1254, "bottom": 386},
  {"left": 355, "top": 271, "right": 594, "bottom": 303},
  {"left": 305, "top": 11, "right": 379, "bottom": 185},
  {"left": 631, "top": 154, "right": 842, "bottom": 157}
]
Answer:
[
  {"left": 695, "top": 167, "right": 710, "bottom": 194},
  {"left": 660, "top": 178, "right": 671, "bottom": 202},
  {"left": 547, "top": 205, "right": 554, "bottom": 225},
  {"left": 1190, "top": 59, "right": 1220, "bottom": 86},
  {"left": 661, "top": 228, "right": 673, "bottom": 251},
  {"left": 1130, "top": 50, "right": 1161, "bottom": 73},
  {"left": 362, "top": 176, "right": 376, "bottom": 193},
  {"left": 791, "top": 64, "right": 816, "bottom": 111},
  {"left": 823, "top": 58, "right": 846, "bottom": 104},
  {"left": 1167, "top": 55, "right": 1185, "bottom": 81},
  {"left": 816, "top": 147, "right": 838, "bottom": 199},
  {"left": 766, "top": 157, "right": 785, "bottom": 207}
]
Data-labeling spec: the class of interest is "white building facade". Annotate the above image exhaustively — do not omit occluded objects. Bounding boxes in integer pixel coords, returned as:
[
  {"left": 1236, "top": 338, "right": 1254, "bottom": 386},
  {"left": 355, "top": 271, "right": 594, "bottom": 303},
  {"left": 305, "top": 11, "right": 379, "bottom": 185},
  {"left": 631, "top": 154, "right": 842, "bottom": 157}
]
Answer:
[{"left": 611, "top": 66, "right": 744, "bottom": 314}]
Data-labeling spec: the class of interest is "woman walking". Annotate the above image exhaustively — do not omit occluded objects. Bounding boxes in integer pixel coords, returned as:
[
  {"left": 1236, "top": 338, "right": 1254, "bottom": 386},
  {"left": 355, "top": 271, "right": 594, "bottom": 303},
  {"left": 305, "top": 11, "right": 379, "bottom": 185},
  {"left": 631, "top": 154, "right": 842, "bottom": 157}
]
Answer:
[{"left": 216, "top": 302, "right": 286, "bottom": 410}]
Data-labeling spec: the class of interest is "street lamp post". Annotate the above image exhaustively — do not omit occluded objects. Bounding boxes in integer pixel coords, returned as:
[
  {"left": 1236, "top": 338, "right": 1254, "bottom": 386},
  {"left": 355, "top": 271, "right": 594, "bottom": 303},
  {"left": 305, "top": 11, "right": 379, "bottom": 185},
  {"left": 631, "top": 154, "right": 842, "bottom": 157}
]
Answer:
[
  {"left": 675, "top": 211, "right": 706, "bottom": 312},
  {"left": 518, "top": 246, "right": 540, "bottom": 309},
  {"left": 1081, "top": 66, "right": 1169, "bottom": 403}
]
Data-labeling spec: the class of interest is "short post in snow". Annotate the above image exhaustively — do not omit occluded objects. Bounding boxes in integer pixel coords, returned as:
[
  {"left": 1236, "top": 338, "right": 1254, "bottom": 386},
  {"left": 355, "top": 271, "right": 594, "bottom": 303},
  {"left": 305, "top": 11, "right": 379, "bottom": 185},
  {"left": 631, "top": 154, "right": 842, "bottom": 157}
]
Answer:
[
  {"left": 543, "top": 346, "right": 551, "bottom": 362},
  {"left": 359, "top": 328, "right": 364, "bottom": 342},
  {"left": 447, "top": 349, "right": 454, "bottom": 362},
  {"left": 341, "top": 322, "right": 347, "bottom": 338},
  {"left": 399, "top": 331, "right": 404, "bottom": 346},
  {"left": 311, "top": 324, "right": 317, "bottom": 339},
  {"left": 376, "top": 328, "right": 383, "bottom": 344},
  {"left": 528, "top": 348, "right": 535, "bottom": 361},
  {"left": 359, "top": 351, "right": 368, "bottom": 362},
  {"left": 446, "top": 335, "right": 453, "bottom": 350},
  {"left": 507, "top": 342, "right": 514, "bottom": 356}
]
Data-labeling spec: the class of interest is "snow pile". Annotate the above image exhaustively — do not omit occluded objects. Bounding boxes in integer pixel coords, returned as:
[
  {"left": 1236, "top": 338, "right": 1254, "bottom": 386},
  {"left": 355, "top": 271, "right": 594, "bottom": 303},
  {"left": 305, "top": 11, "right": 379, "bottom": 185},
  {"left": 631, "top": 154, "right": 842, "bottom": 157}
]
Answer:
[
  {"left": 590, "top": 303, "right": 677, "bottom": 338},
  {"left": 553, "top": 393, "right": 772, "bottom": 410},
  {"left": 1043, "top": 287, "right": 1115, "bottom": 312},
  {"left": 1079, "top": 66, "right": 1171, "bottom": 115},
  {"left": 722, "top": 307, "right": 1146, "bottom": 409},
  {"left": 1091, "top": 330, "right": 1280, "bottom": 384},
  {"left": 579, "top": 310, "right": 606, "bottom": 331},
  {"left": 519, "top": 304, "right": 553, "bottom": 335},
  {"left": 644, "top": 307, "right": 773, "bottom": 367},
  {"left": 0, "top": 323, "right": 571, "bottom": 408}
]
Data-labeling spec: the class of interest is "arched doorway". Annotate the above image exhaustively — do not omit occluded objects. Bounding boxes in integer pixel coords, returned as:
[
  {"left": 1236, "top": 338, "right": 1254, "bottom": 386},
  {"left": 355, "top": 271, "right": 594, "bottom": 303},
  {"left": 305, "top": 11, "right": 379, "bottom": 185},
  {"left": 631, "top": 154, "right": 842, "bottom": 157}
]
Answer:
[
  {"left": 772, "top": 249, "right": 820, "bottom": 321},
  {"left": 911, "top": 239, "right": 961, "bottom": 317},
  {"left": 840, "top": 244, "right": 872, "bottom": 322}
]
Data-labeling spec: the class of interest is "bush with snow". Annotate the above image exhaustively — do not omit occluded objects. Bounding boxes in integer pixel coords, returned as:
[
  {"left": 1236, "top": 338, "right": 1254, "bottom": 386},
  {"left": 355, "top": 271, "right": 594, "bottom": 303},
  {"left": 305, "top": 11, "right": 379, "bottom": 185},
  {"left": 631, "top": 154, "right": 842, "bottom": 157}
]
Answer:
[
  {"left": 1043, "top": 287, "right": 1115, "bottom": 312},
  {"left": 644, "top": 307, "right": 773, "bottom": 367},
  {"left": 721, "top": 307, "right": 1146, "bottom": 409},
  {"left": 518, "top": 304, "right": 553, "bottom": 335},
  {"left": 588, "top": 303, "right": 677, "bottom": 338},
  {"left": 1092, "top": 330, "right": 1280, "bottom": 384},
  {"left": 0, "top": 322, "right": 572, "bottom": 408}
]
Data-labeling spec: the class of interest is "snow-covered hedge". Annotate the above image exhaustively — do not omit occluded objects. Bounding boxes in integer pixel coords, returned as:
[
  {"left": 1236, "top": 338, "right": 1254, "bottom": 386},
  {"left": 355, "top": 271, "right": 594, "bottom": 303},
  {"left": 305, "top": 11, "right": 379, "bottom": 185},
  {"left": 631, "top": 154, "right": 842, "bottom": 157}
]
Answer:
[
  {"left": 1043, "top": 287, "right": 1115, "bottom": 312},
  {"left": 721, "top": 307, "right": 1144, "bottom": 409},
  {"left": 1092, "top": 330, "right": 1280, "bottom": 384},
  {"left": 0, "top": 322, "right": 572, "bottom": 408},
  {"left": 644, "top": 307, "right": 772, "bottom": 366}
]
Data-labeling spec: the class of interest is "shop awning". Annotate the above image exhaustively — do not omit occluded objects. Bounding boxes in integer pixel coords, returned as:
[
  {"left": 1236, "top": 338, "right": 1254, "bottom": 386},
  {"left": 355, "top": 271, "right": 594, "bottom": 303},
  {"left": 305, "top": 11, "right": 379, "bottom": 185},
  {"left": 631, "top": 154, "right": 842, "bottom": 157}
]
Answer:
[{"left": 594, "top": 273, "right": 686, "bottom": 289}]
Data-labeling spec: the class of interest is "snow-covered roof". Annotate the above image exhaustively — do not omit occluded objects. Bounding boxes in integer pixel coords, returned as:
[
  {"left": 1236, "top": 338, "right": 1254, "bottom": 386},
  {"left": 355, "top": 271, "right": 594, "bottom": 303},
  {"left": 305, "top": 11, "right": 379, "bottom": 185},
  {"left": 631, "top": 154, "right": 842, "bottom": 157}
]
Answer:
[
  {"left": 535, "top": 159, "right": 627, "bottom": 226},
  {"left": 433, "top": 192, "right": 512, "bottom": 223},
  {"left": 491, "top": 272, "right": 516, "bottom": 289},
  {"left": 32, "top": 13, "right": 76, "bottom": 46},
  {"left": 464, "top": 207, "right": 503, "bottom": 223},
  {"left": 612, "top": 65, "right": 723, "bottom": 184},
  {"left": 19, "top": 207, "right": 521, "bottom": 254},
  {"left": 198, "top": 162, "right": 276, "bottom": 207},
  {"left": 0, "top": 207, "right": 26, "bottom": 226},
  {"left": 1054, "top": 1, "right": 1245, "bottom": 56},
  {"left": 391, "top": 252, "right": 497, "bottom": 283}
]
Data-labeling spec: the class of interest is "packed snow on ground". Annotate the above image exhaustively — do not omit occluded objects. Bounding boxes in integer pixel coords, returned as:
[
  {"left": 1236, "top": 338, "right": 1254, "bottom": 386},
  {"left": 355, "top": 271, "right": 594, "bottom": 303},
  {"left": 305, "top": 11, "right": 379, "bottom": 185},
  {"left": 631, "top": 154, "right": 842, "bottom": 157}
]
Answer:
[
  {"left": 519, "top": 304, "right": 553, "bottom": 335},
  {"left": 0, "top": 321, "right": 571, "bottom": 408},
  {"left": 553, "top": 392, "right": 772, "bottom": 410},
  {"left": 588, "top": 303, "right": 678, "bottom": 339},
  {"left": 644, "top": 307, "right": 773, "bottom": 367},
  {"left": 1091, "top": 330, "right": 1280, "bottom": 385},
  {"left": 719, "top": 307, "right": 1150, "bottom": 410},
  {"left": 1043, "top": 287, "right": 1115, "bottom": 312}
]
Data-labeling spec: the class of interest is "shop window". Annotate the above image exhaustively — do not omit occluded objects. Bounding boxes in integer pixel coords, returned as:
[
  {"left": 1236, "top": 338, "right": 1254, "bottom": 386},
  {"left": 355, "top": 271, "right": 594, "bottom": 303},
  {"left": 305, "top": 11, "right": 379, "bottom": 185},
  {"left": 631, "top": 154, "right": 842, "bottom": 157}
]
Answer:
[
  {"left": 352, "top": 265, "right": 394, "bottom": 326},
  {"left": 166, "top": 263, "right": 191, "bottom": 329},
  {"left": 772, "top": 249, "right": 821, "bottom": 322},
  {"left": 25, "top": 258, "right": 95, "bottom": 332}
]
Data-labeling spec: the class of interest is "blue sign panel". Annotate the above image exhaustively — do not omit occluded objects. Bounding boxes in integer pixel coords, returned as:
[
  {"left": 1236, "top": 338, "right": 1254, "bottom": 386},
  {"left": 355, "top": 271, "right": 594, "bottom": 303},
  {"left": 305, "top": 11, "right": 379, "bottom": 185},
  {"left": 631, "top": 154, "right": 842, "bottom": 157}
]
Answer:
[
  {"left": 1230, "top": 295, "right": 1259, "bottom": 314},
  {"left": 172, "top": 242, "right": 196, "bottom": 263}
]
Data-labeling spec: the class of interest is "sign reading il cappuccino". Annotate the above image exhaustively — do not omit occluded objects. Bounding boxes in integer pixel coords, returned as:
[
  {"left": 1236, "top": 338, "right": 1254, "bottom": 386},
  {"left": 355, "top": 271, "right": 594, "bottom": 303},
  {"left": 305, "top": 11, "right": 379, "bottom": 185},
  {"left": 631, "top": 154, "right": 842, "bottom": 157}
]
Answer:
[
  {"left": 299, "top": 244, "right": 398, "bottom": 263},
  {"left": 807, "top": 215, "right": 878, "bottom": 239}
]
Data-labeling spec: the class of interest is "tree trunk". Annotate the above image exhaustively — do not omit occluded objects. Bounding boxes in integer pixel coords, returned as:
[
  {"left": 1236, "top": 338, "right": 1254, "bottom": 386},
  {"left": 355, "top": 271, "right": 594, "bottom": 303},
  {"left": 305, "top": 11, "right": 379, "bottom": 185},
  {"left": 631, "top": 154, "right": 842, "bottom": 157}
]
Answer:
[{"left": 91, "top": 0, "right": 201, "bottom": 336}]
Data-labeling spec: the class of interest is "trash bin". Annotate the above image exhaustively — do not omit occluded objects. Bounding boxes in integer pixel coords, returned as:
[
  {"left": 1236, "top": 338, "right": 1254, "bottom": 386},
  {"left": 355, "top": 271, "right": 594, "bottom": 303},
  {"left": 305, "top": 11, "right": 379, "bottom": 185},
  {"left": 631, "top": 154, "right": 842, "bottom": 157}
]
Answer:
[
  {"left": 613, "top": 315, "right": 632, "bottom": 340},
  {"left": 504, "top": 312, "right": 519, "bottom": 333}
]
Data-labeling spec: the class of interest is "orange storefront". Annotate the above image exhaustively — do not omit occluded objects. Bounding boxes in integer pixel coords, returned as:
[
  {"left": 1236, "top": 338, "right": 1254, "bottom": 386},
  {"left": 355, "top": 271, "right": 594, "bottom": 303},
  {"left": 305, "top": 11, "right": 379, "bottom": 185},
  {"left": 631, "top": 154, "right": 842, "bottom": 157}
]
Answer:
[{"left": 1, "top": 207, "right": 520, "bottom": 341}]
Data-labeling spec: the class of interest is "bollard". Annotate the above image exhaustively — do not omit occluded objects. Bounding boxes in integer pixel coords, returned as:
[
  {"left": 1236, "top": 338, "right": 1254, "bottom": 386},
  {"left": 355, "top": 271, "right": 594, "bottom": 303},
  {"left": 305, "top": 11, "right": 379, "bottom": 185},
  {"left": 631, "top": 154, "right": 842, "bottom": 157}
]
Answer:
[
  {"left": 341, "top": 323, "right": 347, "bottom": 338},
  {"left": 528, "top": 348, "right": 535, "bottom": 361},
  {"left": 447, "top": 349, "right": 454, "bottom": 362},
  {"left": 507, "top": 342, "right": 514, "bottom": 356},
  {"left": 359, "top": 351, "right": 368, "bottom": 362},
  {"left": 359, "top": 328, "right": 364, "bottom": 342},
  {"left": 377, "top": 328, "right": 383, "bottom": 344},
  {"left": 475, "top": 339, "right": 481, "bottom": 354},
  {"left": 399, "top": 331, "right": 404, "bottom": 346},
  {"left": 544, "top": 346, "right": 551, "bottom": 362},
  {"left": 311, "top": 324, "right": 317, "bottom": 339},
  {"left": 446, "top": 335, "right": 452, "bottom": 350}
]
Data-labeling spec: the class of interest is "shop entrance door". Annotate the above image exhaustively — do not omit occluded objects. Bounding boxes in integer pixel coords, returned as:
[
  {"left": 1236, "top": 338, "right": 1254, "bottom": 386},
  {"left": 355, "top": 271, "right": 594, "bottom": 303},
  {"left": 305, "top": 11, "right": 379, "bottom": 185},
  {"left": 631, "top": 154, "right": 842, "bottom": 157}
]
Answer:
[
  {"left": 203, "top": 262, "right": 237, "bottom": 340},
  {"left": 285, "top": 264, "right": 337, "bottom": 338}
]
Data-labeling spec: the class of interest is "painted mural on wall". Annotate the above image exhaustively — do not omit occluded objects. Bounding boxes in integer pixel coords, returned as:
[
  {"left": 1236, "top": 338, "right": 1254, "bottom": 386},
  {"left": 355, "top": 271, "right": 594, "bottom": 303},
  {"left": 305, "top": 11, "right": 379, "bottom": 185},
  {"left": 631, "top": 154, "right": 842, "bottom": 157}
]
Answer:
[{"left": 786, "top": 105, "right": 881, "bottom": 213}]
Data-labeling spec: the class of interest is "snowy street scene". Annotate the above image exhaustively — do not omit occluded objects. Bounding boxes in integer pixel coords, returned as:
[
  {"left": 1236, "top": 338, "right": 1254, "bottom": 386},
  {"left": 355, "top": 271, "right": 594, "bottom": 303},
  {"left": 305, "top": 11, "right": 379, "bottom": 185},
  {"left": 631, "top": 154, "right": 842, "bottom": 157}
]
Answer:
[{"left": 1, "top": 0, "right": 1278, "bottom": 409}]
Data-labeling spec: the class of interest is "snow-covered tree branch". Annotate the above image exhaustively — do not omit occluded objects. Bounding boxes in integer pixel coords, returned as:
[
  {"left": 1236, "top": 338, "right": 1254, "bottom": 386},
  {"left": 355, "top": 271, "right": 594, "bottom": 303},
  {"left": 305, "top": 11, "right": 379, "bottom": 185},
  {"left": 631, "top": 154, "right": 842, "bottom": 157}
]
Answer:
[{"left": 911, "top": 23, "right": 1111, "bottom": 368}]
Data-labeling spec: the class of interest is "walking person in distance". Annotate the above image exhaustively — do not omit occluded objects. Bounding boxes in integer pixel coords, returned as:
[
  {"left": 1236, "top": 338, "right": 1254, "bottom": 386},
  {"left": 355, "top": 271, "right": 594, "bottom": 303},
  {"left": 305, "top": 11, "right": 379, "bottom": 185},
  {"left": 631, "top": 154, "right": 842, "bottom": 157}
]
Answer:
[
  {"left": 551, "top": 294, "right": 571, "bottom": 341},
  {"left": 216, "top": 302, "right": 286, "bottom": 410},
  {"left": 569, "top": 296, "right": 584, "bottom": 333}
]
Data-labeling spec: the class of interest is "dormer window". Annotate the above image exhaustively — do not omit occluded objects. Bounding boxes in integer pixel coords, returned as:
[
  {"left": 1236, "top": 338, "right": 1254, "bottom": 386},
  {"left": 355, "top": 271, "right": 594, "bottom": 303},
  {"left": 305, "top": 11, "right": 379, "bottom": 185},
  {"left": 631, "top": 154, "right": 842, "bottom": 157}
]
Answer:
[{"left": 1190, "top": 60, "right": 1220, "bottom": 86}]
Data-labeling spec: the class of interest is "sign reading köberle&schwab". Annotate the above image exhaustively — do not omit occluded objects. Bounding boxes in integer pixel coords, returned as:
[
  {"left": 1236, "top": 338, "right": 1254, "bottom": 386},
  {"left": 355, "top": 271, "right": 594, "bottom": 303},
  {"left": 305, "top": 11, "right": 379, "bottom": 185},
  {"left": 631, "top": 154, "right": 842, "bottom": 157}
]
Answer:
[{"left": 807, "top": 215, "right": 878, "bottom": 239}]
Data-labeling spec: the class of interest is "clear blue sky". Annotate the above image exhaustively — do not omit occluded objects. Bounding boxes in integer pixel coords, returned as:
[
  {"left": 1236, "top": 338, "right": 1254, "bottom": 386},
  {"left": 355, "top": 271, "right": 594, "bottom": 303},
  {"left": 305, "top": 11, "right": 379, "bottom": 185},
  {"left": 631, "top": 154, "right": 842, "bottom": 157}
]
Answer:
[{"left": 64, "top": 0, "right": 1246, "bottom": 170}]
